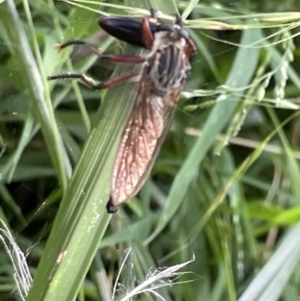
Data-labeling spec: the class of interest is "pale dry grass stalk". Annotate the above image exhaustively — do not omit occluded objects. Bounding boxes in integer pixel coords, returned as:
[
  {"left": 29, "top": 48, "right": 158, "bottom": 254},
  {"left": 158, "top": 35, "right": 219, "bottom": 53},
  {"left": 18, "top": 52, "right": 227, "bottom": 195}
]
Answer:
[
  {"left": 0, "top": 220, "right": 32, "bottom": 300},
  {"left": 113, "top": 248, "right": 195, "bottom": 301}
]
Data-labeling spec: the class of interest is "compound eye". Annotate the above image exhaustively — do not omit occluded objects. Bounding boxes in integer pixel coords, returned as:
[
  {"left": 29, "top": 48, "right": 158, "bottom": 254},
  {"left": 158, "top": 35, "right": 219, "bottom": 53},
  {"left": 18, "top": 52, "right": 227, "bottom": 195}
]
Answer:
[
  {"left": 157, "top": 23, "right": 174, "bottom": 32},
  {"left": 179, "top": 28, "right": 189, "bottom": 40}
]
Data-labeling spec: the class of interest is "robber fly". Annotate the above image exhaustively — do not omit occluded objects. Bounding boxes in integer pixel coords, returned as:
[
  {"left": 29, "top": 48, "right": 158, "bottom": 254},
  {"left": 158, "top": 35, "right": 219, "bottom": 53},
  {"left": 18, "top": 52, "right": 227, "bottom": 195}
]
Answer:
[{"left": 48, "top": 9, "right": 196, "bottom": 213}]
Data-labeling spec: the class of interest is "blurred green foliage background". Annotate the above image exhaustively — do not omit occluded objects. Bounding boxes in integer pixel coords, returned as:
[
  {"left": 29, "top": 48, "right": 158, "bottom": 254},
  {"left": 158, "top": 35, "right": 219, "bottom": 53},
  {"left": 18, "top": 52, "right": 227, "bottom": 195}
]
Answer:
[{"left": 1, "top": 0, "right": 300, "bottom": 300}]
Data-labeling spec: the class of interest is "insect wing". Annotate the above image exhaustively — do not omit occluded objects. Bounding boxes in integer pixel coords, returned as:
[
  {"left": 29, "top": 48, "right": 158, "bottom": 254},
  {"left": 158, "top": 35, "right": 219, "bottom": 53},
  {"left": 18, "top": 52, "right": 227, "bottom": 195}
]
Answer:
[
  {"left": 107, "top": 75, "right": 182, "bottom": 212},
  {"left": 99, "top": 17, "right": 158, "bottom": 49}
]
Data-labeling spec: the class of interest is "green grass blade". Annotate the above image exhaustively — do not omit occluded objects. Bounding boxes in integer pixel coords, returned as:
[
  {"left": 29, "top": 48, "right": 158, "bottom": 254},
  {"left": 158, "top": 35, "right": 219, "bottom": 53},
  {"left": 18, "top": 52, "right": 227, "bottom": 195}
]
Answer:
[
  {"left": 239, "top": 222, "right": 300, "bottom": 301},
  {"left": 0, "top": 0, "right": 71, "bottom": 189},
  {"left": 26, "top": 60, "right": 137, "bottom": 301}
]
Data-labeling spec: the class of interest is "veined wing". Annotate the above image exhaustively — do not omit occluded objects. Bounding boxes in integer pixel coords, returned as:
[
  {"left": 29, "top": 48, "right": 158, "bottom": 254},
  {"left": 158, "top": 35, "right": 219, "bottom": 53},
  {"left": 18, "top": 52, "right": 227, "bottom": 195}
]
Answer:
[{"left": 107, "top": 74, "right": 183, "bottom": 212}]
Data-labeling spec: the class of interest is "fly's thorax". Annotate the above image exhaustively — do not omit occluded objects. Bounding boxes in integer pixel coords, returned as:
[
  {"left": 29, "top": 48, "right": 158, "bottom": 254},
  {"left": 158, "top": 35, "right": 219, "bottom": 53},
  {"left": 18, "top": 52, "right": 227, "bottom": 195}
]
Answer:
[{"left": 145, "top": 31, "right": 191, "bottom": 94}]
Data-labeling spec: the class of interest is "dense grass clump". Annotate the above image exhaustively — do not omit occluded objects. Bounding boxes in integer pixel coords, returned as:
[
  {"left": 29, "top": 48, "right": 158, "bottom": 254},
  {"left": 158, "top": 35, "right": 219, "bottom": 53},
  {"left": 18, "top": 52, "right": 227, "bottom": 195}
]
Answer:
[{"left": 1, "top": 0, "right": 300, "bottom": 300}]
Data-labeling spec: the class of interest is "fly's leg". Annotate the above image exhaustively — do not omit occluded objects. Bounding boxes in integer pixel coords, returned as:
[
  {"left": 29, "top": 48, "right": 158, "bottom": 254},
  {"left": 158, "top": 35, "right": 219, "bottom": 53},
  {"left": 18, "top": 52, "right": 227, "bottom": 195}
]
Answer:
[
  {"left": 185, "top": 38, "right": 197, "bottom": 55},
  {"left": 54, "top": 40, "right": 145, "bottom": 63},
  {"left": 47, "top": 70, "right": 140, "bottom": 90},
  {"left": 48, "top": 9, "right": 157, "bottom": 89},
  {"left": 141, "top": 9, "right": 156, "bottom": 48},
  {"left": 48, "top": 40, "right": 145, "bottom": 89}
]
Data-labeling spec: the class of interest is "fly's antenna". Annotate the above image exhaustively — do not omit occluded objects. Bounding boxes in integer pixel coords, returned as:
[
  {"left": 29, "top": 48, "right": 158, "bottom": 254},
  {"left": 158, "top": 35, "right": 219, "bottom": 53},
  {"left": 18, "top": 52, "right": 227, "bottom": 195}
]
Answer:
[
  {"left": 149, "top": 8, "right": 158, "bottom": 23},
  {"left": 175, "top": 14, "right": 183, "bottom": 27}
]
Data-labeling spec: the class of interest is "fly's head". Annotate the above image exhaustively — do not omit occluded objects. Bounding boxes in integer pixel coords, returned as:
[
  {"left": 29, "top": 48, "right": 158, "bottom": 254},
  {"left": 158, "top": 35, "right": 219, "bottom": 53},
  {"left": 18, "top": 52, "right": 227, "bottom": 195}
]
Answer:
[{"left": 155, "top": 15, "right": 196, "bottom": 55}]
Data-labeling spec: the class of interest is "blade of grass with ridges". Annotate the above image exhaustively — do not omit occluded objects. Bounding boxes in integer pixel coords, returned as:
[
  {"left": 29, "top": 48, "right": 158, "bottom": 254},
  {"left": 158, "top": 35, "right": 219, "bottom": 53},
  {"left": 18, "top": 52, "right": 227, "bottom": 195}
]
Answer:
[
  {"left": 0, "top": 0, "right": 71, "bottom": 189},
  {"left": 25, "top": 0, "right": 178, "bottom": 301}
]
